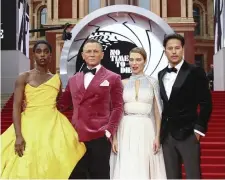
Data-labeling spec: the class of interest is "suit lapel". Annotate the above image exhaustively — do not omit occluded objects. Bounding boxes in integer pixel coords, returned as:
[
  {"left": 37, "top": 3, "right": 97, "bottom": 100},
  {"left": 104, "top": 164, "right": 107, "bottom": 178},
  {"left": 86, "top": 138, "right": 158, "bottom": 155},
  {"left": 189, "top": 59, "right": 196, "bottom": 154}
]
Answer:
[
  {"left": 169, "top": 61, "right": 190, "bottom": 101},
  {"left": 81, "top": 66, "right": 106, "bottom": 103},
  {"left": 86, "top": 66, "right": 106, "bottom": 91},
  {"left": 75, "top": 72, "right": 85, "bottom": 95},
  {"left": 159, "top": 68, "right": 169, "bottom": 102}
]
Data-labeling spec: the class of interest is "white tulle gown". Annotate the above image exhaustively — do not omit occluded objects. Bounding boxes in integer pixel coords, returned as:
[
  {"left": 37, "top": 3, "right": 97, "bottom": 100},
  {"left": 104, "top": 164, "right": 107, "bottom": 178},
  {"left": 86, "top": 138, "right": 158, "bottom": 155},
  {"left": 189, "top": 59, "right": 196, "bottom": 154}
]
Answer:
[{"left": 110, "top": 74, "right": 167, "bottom": 179}]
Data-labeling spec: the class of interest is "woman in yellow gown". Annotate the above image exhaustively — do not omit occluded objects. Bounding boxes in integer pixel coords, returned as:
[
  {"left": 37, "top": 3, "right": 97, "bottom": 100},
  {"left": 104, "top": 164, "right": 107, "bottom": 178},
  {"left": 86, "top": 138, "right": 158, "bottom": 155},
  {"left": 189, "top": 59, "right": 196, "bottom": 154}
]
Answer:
[{"left": 1, "top": 40, "right": 86, "bottom": 179}]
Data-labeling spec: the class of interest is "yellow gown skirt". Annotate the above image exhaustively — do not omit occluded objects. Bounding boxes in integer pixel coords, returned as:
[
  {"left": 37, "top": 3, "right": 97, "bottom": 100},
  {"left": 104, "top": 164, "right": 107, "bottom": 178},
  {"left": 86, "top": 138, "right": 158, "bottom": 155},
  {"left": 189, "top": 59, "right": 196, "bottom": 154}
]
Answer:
[{"left": 1, "top": 74, "right": 86, "bottom": 179}]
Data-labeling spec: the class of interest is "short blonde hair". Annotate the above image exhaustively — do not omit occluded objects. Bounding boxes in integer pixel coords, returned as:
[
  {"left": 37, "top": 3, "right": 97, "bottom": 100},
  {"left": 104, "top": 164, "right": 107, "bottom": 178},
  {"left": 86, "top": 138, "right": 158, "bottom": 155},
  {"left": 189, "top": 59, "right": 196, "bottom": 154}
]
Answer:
[{"left": 129, "top": 47, "right": 147, "bottom": 61}]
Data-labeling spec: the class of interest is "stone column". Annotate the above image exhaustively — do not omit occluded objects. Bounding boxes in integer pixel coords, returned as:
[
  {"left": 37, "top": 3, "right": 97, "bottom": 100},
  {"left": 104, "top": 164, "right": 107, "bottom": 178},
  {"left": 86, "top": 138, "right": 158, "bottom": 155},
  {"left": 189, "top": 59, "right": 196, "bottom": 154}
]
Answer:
[
  {"left": 72, "top": 0, "right": 78, "bottom": 19},
  {"left": 34, "top": 14, "right": 37, "bottom": 38},
  {"left": 150, "top": 0, "right": 160, "bottom": 16},
  {"left": 181, "top": 0, "right": 187, "bottom": 18},
  {"left": 207, "top": 0, "right": 214, "bottom": 37},
  {"left": 53, "top": 0, "right": 58, "bottom": 20},
  {"left": 101, "top": 0, "right": 106, "bottom": 7},
  {"left": 84, "top": 0, "right": 89, "bottom": 16},
  {"left": 79, "top": 0, "right": 85, "bottom": 19},
  {"left": 162, "top": 0, "right": 167, "bottom": 18},
  {"left": 202, "top": 11, "right": 206, "bottom": 36},
  {"left": 188, "top": 0, "right": 193, "bottom": 18},
  {"left": 47, "top": 0, "right": 52, "bottom": 22}
]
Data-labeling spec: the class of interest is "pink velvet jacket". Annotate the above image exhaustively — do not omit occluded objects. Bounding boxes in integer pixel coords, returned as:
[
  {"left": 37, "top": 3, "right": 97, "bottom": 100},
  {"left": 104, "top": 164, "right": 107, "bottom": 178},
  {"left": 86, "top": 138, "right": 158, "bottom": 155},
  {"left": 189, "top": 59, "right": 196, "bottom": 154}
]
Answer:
[{"left": 58, "top": 67, "right": 124, "bottom": 142}]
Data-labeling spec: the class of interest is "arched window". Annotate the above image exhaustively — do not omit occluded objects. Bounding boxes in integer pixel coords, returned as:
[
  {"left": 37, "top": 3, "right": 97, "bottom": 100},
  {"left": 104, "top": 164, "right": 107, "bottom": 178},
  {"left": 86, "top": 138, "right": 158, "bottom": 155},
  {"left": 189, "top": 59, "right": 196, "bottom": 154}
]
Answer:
[
  {"left": 41, "top": 8, "right": 47, "bottom": 25},
  {"left": 193, "top": 1, "right": 207, "bottom": 37},
  {"left": 89, "top": 0, "right": 100, "bottom": 13},
  {"left": 139, "top": 0, "right": 150, "bottom": 10},
  {"left": 40, "top": 8, "right": 47, "bottom": 37},
  {"left": 193, "top": 6, "right": 201, "bottom": 36}
]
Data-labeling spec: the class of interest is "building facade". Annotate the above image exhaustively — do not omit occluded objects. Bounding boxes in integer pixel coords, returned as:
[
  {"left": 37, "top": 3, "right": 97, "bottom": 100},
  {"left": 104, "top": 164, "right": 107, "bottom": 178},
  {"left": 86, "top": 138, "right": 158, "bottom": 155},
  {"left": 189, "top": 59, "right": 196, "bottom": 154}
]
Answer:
[{"left": 29, "top": 0, "right": 214, "bottom": 73}]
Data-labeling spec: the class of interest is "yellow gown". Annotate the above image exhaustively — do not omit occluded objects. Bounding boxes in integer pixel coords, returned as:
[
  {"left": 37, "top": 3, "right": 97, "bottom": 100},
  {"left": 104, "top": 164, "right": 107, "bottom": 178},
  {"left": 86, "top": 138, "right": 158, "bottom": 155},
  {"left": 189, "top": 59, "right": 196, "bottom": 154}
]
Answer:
[{"left": 1, "top": 74, "right": 86, "bottom": 179}]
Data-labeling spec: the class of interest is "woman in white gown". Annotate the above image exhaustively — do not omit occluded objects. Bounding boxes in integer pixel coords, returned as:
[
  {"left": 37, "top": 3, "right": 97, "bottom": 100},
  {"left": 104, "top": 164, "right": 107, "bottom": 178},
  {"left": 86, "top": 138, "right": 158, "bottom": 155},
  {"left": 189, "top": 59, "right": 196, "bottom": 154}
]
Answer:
[{"left": 110, "top": 47, "right": 167, "bottom": 179}]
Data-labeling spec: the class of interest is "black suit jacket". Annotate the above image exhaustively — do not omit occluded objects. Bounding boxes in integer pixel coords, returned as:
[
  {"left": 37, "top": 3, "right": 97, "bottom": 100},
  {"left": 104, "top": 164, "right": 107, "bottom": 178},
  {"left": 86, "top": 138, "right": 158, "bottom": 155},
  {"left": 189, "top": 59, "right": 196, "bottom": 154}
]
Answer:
[{"left": 158, "top": 61, "right": 212, "bottom": 142}]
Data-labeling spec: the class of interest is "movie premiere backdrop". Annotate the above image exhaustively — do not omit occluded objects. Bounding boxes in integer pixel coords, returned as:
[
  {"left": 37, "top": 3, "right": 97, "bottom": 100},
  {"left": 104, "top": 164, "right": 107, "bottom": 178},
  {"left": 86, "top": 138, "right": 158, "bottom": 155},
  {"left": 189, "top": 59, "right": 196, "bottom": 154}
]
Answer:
[{"left": 60, "top": 5, "right": 174, "bottom": 88}]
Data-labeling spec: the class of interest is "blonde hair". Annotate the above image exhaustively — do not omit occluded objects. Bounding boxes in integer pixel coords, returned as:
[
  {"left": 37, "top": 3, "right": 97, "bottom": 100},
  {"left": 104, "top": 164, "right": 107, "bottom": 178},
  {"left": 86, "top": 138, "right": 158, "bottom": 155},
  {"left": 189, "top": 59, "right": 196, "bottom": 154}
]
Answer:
[{"left": 129, "top": 47, "right": 147, "bottom": 61}]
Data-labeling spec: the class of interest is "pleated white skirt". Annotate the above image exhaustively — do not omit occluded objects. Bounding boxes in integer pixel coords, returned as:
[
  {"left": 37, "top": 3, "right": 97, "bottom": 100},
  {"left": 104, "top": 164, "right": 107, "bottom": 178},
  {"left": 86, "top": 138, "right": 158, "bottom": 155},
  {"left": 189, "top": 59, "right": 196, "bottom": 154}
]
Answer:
[{"left": 110, "top": 114, "right": 167, "bottom": 179}]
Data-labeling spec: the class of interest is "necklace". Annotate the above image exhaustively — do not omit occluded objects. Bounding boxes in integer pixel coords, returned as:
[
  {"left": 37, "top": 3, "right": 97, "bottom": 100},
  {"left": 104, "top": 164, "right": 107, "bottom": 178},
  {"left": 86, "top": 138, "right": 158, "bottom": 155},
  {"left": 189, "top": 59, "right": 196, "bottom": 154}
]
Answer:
[{"left": 34, "top": 68, "right": 50, "bottom": 74}]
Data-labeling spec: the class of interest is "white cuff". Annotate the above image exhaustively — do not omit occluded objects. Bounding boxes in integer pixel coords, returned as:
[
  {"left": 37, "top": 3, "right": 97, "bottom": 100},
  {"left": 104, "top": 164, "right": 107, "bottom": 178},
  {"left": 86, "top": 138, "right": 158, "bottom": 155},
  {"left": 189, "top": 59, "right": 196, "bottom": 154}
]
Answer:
[
  {"left": 194, "top": 129, "right": 205, "bottom": 137},
  {"left": 105, "top": 130, "right": 111, "bottom": 138}
]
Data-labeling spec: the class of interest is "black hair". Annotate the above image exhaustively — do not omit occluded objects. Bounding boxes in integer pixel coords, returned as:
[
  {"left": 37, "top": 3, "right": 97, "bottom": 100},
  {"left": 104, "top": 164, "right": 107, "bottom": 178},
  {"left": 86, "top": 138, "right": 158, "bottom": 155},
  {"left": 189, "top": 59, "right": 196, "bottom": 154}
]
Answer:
[
  {"left": 163, "top": 33, "right": 185, "bottom": 47},
  {"left": 33, "top": 40, "right": 52, "bottom": 53}
]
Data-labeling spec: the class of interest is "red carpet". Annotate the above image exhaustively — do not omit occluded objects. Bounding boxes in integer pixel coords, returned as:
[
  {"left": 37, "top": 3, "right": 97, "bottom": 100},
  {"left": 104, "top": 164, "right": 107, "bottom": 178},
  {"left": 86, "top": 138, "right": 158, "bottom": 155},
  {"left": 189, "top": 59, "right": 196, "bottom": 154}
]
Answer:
[{"left": 1, "top": 92, "right": 225, "bottom": 179}]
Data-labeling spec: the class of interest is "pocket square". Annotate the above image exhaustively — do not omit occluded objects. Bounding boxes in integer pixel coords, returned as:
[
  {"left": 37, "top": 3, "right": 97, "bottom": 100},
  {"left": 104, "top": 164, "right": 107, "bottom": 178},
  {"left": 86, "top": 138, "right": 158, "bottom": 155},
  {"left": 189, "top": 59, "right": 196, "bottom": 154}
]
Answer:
[{"left": 100, "top": 80, "right": 109, "bottom": 86}]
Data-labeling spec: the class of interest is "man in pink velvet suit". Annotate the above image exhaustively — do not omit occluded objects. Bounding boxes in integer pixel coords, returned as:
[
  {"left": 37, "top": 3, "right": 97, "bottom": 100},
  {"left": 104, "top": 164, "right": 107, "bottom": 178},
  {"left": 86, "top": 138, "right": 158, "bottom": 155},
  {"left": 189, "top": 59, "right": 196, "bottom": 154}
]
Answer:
[{"left": 58, "top": 39, "right": 123, "bottom": 179}]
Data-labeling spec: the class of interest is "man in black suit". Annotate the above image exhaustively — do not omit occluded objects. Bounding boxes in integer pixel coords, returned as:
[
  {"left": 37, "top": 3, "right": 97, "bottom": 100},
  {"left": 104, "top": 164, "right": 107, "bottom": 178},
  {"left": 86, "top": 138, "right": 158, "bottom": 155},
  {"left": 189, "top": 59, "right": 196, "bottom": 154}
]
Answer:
[{"left": 158, "top": 33, "right": 212, "bottom": 179}]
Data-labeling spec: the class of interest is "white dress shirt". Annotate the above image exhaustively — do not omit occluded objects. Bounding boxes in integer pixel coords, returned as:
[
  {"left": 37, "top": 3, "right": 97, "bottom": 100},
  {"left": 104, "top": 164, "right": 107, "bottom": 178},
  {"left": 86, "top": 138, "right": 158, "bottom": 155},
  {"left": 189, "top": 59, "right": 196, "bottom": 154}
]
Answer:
[
  {"left": 84, "top": 64, "right": 111, "bottom": 138},
  {"left": 84, "top": 64, "right": 101, "bottom": 89},
  {"left": 163, "top": 60, "right": 205, "bottom": 137}
]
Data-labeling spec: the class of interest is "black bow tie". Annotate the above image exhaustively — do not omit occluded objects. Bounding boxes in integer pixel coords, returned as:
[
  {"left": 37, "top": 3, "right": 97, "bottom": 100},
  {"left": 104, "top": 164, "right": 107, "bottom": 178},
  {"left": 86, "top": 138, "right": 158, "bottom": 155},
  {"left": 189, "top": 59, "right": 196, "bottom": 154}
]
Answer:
[
  {"left": 166, "top": 67, "right": 178, "bottom": 73},
  {"left": 83, "top": 67, "right": 96, "bottom": 75}
]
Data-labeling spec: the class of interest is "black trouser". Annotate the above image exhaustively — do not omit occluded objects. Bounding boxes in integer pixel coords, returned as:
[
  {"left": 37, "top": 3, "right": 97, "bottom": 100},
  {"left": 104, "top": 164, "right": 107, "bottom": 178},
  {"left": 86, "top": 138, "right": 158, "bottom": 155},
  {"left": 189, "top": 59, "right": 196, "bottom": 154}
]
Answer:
[
  {"left": 69, "top": 136, "right": 111, "bottom": 179},
  {"left": 162, "top": 133, "right": 201, "bottom": 179}
]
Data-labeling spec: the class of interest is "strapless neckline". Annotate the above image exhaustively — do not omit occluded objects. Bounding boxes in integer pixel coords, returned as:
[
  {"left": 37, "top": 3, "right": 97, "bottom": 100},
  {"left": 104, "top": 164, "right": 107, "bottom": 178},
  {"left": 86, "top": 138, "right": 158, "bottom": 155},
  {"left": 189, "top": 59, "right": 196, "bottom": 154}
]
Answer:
[{"left": 26, "top": 74, "right": 58, "bottom": 88}]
